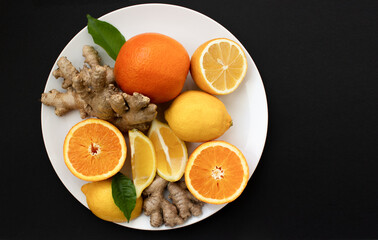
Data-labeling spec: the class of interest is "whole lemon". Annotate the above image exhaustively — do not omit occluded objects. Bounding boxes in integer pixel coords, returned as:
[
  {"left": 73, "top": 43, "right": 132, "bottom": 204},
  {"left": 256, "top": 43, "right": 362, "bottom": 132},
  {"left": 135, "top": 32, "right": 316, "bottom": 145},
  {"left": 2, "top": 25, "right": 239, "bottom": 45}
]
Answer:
[
  {"left": 81, "top": 179, "right": 142, "bottom": 222},
  {"left": 164, "top": 90, "right": 232, "bottom": 142}
]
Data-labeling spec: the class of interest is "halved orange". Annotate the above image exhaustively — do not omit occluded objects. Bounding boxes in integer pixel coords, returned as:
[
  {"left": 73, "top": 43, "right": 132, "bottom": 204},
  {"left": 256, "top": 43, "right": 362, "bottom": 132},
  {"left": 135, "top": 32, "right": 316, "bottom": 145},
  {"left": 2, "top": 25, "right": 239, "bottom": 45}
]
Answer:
[
  {"left": 190, "top": 38, "right": 248, "bottom": 95},
  {"left": 185, "top": 141, "right": 249, "bottom": 204},
  {"left": 63, "top": 118, "right": 127, "bottom": 181}
]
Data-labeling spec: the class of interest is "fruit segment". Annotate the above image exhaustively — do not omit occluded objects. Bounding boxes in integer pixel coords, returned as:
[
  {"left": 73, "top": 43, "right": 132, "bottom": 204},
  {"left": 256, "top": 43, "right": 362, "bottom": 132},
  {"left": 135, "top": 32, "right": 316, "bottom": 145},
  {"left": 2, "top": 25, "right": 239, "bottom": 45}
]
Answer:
[
  {"left": 129, "top": 129, "right": 157, "bottom": 198},
  {"left": 148, "top": 119, "right": 188, "bottom": 182}
]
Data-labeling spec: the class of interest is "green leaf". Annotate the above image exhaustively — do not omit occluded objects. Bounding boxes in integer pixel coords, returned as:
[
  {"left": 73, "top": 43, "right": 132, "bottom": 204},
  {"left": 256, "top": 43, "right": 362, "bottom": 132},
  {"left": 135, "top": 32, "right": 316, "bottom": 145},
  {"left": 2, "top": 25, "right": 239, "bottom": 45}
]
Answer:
[
  {"left": 111, "top": 173, "right": 136, "bottom": 222},
  {"left": 87, "top": 14, "right": 126, "bottom": 61}
]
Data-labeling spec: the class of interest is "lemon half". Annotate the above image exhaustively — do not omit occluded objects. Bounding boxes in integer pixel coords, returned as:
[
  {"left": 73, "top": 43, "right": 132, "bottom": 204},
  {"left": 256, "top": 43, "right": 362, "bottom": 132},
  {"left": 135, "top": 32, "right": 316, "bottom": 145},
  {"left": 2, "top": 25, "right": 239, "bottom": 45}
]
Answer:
[{"left": 190, "top": 38, "right": 248, "bottom": 95}]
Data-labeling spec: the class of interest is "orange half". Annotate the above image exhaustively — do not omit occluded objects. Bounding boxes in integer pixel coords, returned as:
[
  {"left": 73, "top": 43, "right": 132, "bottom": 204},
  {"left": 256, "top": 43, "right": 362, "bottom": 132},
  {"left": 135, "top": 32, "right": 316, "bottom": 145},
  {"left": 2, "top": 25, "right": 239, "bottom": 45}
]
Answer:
[
  {"left": 185, "top": 141, "right": 249, "bottom": 204},
  {"left": 63, "top": 118, "right": 127, "bottom": 181}
]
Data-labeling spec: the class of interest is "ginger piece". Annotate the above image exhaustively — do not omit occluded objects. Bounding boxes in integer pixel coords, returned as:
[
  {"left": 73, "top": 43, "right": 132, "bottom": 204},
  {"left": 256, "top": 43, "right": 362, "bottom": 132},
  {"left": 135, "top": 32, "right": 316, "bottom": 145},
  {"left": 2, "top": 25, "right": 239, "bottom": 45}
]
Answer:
[
  {"left": 41, "top": 45, "right": 157, "bottom": 132},
  {"left": 168, "top": 180, "right": 204, "bottom": 220},
  {"left": 143, "top": 176, "right": 184, "bottom": 227},
  {"left": 143, "top": 176, "right": 204, "bottom": 227},
  {"left": 52, "top": 46, "right": 114, "bottom": 89},
  {"left": 41, "top": 88, "right": 87, "bottom": 118}
]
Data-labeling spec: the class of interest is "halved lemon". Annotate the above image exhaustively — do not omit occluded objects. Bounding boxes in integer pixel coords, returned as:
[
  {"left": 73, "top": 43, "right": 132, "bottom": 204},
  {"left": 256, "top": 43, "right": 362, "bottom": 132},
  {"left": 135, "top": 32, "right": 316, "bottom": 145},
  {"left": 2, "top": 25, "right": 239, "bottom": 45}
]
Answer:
[
  {"left": 190, "top": 38, "right": 248, "bottom": 95},
  {"left": 63, "top": 118, "right": 127, "bottom": 182},
  {"left": 147, "top": 119, "right": 188, "bottom": 182},
  {"left": 128, "top": 129, "right": 157, "bottom": 198}
]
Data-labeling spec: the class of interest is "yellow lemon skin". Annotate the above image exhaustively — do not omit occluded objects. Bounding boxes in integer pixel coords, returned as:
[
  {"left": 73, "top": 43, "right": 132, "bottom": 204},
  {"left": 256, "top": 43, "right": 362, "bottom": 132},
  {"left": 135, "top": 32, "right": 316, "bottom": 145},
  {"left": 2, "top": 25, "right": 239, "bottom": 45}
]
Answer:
[
  {"left": 164, "top": 90, "right": 232, "bottom": 142},
  {"left": 190, "top": 40, "right": 216, "bottom": 94},
  {"left": 81, "top": 179, "right": 142, "bottom": 222}
]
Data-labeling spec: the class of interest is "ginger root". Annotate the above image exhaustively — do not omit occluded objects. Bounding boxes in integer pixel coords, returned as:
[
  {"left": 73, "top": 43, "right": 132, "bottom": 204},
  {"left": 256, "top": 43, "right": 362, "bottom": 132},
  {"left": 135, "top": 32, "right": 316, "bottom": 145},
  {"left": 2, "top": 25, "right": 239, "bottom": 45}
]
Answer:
[
  {"left": 143, "top": 175, "right": 204, "bottom": 227},
  {"left": 41, "top": 45, "right": 157, "bottom": 132}
]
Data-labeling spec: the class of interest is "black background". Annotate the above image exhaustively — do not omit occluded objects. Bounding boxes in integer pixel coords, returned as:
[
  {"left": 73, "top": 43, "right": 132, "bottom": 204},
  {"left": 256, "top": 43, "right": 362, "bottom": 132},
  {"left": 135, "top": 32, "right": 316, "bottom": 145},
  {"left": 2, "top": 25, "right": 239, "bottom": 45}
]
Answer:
[{"left": 1, "top": 0, "right": 377, "bottom": 239}]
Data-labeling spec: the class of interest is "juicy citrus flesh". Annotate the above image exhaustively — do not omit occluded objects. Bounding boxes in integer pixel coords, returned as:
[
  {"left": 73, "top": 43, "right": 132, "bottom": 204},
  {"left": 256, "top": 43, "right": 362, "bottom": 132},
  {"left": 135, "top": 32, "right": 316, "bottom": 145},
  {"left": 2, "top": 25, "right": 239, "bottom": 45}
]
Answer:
[
  {"left": 148, "top": 119, "right": 188, "bottom": 182},
  {"left": 129, "top": 129, "right": 157, "bottom": 198},
  {"left": 114, "top": 32, "right": 190, "bottom": 103},
  {"left": 81, "top": 179, "right": 143, "bottom": 222},
  {"left": 63, "top": 118, "right": 127, "bottom": 181},
  {"left": 191, "top": 38, "right": 248, "bottom": 95},
  {"left": 185, "top": 141, "right": 249, "bottom": 204}
]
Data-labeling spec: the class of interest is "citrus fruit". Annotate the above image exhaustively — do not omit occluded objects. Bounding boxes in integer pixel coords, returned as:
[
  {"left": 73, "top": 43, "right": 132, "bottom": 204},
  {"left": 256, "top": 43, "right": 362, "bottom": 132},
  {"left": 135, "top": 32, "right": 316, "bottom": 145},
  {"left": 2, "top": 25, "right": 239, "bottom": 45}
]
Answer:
[
  {"left": 81, "top": 179, "right": 143, "bottom": 222},
  {"left": 164, "top": 90, "right": 232, "bottom": 142},
  {"left": 63, "top": 118, "right": 127, "bottom": 181},
  {"left": 147, "top": 119, "right": 188, "bottom": 182},
  {"left": 190, "top": 38, "right": 248, "bottom": 95},
  {"left": 114, "top": 32, "right": 190, "bottom": 103},
  {"left": 128, "top": 129, "right": 157, "bottom": 198},
  {"left": 185, "top": 141, "right": 249, "bottom": 204}
]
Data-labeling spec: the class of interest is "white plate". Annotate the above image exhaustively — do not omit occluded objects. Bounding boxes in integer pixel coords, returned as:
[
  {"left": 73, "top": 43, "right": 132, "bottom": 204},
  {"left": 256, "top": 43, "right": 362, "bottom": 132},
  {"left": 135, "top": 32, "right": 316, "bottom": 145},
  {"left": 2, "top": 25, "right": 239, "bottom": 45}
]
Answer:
[{"left": 41, "top": 3, "right": 268, "bottom": 230}]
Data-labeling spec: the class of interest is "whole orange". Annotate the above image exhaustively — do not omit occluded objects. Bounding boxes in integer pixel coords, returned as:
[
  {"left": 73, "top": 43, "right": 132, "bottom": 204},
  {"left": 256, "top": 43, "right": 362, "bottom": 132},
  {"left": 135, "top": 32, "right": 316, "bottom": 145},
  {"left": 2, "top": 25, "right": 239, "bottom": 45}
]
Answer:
[{"left": 114, "top": 33, "right": 190, "bottom": 103}]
